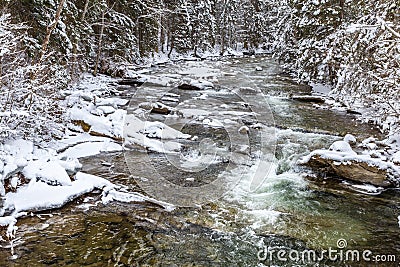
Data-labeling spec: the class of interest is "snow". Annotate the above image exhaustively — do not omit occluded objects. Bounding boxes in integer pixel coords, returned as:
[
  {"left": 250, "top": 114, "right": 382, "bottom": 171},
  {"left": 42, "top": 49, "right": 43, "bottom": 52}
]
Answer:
[
  {"left": 178, "top": 66, "right": 221, "bottom": 78},
  {"left": 102, "top": 189, "right": 175, "bottom": 212},
  {"left": 329, "top": 141, "right": 357, "bottom": 155},
  {"left": 203, "top": 118, "right": 224, "bottom": 128},
  {"left": 141, "top": 74, "right": 179, "bottom": 87},
  {"left": 392, "top": 151, "right": 400, "bottom": 164},
  {"left": 3, "top": 172, "right": 112, "bottom": 215},
  {"left": 124, "top": 114, "right": 190, "bottom": 153},
  {"left": 68, "top": 106, "right": 126, "bottom": 138},
  {"left": 96, "top": 98, "right": 129, "bottom": 107},
  {"left": 344, "top": 134, "right": 357, "bottom": 144},
  {"left": 3, "top": 139, "right": 33, "bottom": 158},
  {"left": 0, "top": 215, "right": 16, "bottom": 229},
  {"left": 97, "top": 105, "right": 116, "bottom": 115},
  {"left": 60, "top": 141, "right": 123, "bottom": 159},
  {"left": 22, "top": 160, "right": 72, "bottom": 186}
]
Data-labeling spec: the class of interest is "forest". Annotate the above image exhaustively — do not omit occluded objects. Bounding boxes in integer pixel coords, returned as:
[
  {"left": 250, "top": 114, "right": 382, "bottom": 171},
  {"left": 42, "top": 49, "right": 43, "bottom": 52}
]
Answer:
[
  {"left": 0, "top": 1, "right": 400, "bottom": 265},
  {"left": 0, "top": 0, "right": 399, "bottom": 139}
]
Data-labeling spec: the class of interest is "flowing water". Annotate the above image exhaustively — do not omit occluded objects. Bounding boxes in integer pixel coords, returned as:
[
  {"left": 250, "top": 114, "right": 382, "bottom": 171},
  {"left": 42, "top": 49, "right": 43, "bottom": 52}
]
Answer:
[{"left": 1, "top": 56, "right": 399, "bottom": 266}]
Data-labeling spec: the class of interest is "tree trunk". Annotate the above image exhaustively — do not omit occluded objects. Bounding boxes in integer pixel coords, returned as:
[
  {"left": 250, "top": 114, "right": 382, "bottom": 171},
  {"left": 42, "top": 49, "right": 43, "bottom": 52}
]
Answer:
[
  {"left": 71, "top": 0, "right": 90, "bottom": 77},
  {"left": 81, "top": 0, "right": 90, "bottom": 21},
  {"left": 93, "top": 3, "right": 106, "bottom": 77},
  {"left": 38, "top": 0, "right": 66, "bottom": 65}
]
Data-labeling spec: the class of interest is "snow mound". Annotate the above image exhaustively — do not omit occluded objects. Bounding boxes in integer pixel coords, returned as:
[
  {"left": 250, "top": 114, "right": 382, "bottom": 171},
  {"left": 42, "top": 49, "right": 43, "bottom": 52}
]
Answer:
[
  {"left": 329, "top": 141, "right": 357, "bottom": 155},
  {"left": 344, "top": 134, "right": 357, "bottom": 144},
  {"left": 22, "top": 160, "right": 72, "bottom": 186},
  {"left": 3, "top": 172, "right": 112, "bottom": 215}
]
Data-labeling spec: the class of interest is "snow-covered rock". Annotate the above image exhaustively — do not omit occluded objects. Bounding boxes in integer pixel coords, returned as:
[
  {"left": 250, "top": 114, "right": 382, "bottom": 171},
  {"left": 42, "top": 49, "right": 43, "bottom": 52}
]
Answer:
[
  {"left": 57, "top": 157, "right": 83, "bottom": 175},
  {"left": 3, "top": 139, "right": 34, "bottom": 159},
  {"left": 392, "top": 151, "right": 400, "bottom": 164},
  {"left": 68, "top": 106, "right": 126, "bottom": 139},
  {"left": 329, "top": 141, "right": 357, "bottom": 155},
  {"left": 124, "top": 114, "right": 190, "bottom": 153},
  {"left": 300, "top": 139, "right": 400, "bottom": 187},
  {"left": 238, "top": 126, "right": 250, "bottom": 135},
  {"left": 22, "top": 160, "right": 72, "bottom": 186},
  {"left": 3, "top": 172, "right": 112, "bottom": 215},
  {"left": 344, "top": 134, "right": 357, "bottom": 145},
  {"left": 178, "top": 79, "right": 214, "bottom": 90}
]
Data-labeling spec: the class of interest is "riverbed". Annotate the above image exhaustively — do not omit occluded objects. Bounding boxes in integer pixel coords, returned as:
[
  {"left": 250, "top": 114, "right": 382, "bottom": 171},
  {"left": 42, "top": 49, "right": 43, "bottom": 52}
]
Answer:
[{"left": 1, "top": 56, "right": 398, "bottom": 266}]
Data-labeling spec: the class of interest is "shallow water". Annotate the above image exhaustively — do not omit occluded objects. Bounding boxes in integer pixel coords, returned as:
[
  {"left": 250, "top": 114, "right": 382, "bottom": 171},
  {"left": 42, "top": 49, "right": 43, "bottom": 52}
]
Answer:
[{"left": 1, "top": 56, "right": 398, "bottom": 267}]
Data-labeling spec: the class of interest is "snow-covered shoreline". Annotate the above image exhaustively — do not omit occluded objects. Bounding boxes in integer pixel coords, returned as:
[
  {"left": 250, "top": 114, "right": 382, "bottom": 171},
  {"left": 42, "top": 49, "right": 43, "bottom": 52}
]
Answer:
[{"left": 0, "top": 71, "right": 183, "bottom": 243}]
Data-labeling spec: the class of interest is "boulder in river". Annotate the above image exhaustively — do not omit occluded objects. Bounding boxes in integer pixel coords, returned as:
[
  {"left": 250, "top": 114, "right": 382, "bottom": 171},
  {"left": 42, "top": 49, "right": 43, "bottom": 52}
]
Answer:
[
  {"left": 178, "top": 79, "right": 214, "bottom": 90},
  {"left": 117, "top": 78, "right": 145, "bottom": 87},
  {"left": 301, "top": 154, "right": 392, "bottom": 187},
  {"left": 243, "top": 50, "right": 255, "bottom": 56},
  {"left": 178, "top": 83, "right": 201, "bottom": 90},
  {"left": 291, "top": 95, "right": 325, "bottom": 103},
  {"left": 299, "top": 137, "right": 400, "bottom": 187}
]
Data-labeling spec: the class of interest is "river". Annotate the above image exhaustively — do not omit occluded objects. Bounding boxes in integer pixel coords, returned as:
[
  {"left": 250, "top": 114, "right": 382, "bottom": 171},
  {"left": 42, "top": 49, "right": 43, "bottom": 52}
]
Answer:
[{"left": 1, "top": 56, "right": 398, "bottom": 266}]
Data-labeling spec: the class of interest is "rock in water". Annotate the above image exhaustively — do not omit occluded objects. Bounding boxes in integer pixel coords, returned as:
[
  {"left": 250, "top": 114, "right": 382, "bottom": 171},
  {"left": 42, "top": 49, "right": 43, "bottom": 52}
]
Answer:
[
  {"left": 178, "top": 83, "right": 201, "bottom": 90},
  {"left": 302, "top": 154, "right": 391, "bottom": 187},
  {"left": 291, "top": 95, "right": 325, "bottom": 103},
  {"left": 238, "top": 126, "right": 250, "bottom": 135}
]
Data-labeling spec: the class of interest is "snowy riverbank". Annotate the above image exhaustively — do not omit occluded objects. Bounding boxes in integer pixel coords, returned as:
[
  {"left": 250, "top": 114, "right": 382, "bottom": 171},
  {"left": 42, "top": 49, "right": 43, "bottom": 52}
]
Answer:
[{"left": 0, "top": 72, "right": 181, "bottom": 244}]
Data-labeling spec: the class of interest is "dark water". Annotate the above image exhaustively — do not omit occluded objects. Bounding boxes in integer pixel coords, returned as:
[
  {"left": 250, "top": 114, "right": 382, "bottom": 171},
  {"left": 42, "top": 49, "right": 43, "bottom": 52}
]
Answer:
[{"left": 1, "top": 56, "right": 398, "bottom": 267}]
